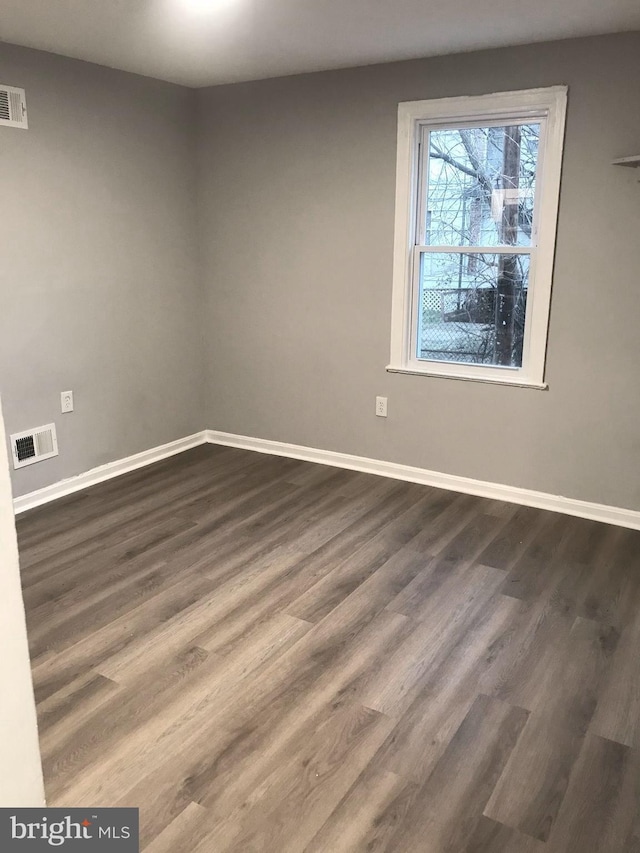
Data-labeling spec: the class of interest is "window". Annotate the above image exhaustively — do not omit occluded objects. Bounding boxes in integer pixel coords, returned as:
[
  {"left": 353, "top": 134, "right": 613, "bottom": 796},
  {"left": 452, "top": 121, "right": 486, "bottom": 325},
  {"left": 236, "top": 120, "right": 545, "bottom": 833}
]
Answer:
[{"left": 389, "top": 87, "right": 567, "bottom": 388}]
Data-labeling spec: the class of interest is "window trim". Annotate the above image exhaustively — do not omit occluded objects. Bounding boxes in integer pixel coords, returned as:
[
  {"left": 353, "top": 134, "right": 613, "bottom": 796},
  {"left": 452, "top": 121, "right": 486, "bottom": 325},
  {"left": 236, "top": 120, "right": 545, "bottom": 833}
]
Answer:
[{"left": 388, "top": 86, "right": 568, "bottom": 388}]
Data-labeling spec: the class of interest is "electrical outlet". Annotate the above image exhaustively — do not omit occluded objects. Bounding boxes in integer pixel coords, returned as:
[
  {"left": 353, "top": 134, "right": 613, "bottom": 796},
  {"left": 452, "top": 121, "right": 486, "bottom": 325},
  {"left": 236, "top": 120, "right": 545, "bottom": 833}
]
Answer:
[
  {"left": 376, "top": 396, "right": 388, "bottom": 417},
  {"left": 61, "top": 390, "right": 74, "bottom": 413}
]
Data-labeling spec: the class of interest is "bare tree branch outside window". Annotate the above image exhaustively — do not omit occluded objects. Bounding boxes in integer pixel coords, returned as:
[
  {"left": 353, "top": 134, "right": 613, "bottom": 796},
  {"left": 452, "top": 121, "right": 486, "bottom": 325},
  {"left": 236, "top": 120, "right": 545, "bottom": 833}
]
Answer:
[{"left": 418, "top": 122, "right": 540, "bottom": 367}]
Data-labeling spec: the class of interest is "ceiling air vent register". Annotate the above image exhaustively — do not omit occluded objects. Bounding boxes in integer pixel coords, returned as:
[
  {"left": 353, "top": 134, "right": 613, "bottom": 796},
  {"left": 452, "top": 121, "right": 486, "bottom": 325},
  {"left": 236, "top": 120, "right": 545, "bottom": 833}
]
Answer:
[
  {"left": 0, "top": 85, "right": 28, "bottom": 129},
  {"left": 10, "top": 424, "right": 58, "bottom": 469}
]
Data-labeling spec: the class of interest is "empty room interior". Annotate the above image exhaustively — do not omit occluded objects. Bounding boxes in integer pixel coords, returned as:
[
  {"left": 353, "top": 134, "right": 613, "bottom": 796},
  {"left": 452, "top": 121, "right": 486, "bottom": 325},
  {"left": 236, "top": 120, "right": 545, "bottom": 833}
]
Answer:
[{"left": 1, "top": 0, "right": 640, "bottom": 850}]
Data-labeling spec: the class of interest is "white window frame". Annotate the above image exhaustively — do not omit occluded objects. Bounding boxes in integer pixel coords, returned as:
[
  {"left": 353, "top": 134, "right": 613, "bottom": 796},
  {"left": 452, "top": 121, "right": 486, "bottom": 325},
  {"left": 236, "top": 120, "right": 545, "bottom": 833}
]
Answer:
[{"left": 388, "top": 86, "right": 568, "bottom": 389}]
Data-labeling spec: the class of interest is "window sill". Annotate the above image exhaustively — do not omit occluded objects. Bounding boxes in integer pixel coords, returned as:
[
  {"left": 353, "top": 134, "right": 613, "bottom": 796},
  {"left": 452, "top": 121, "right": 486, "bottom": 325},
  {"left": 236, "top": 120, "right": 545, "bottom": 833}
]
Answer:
[{"left": 386, "top": 365, "right": 548, "bottom": 390}]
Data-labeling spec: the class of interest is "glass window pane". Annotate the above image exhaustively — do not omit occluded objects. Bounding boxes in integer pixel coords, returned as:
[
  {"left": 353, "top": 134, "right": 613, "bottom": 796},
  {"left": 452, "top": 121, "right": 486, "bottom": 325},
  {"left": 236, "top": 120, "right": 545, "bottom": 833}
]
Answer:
[
  {"left": 424, "top": 124, "right": 540, "bottom": 248},
  {"left": 417, "top": 252, "right": 530, "bottom": 368}
]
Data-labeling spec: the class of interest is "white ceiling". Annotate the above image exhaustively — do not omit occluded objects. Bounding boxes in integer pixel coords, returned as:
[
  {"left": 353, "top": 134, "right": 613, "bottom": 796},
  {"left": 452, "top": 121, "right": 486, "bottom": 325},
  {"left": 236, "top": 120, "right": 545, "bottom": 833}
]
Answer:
[{"left": 0, "top": 0, "right": 639, "bottom": 88}]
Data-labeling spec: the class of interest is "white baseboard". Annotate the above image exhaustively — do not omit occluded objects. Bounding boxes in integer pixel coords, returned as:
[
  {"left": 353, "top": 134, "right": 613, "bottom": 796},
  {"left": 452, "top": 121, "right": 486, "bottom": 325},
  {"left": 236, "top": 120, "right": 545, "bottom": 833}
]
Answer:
[
  {"left": 14, "top": 427, "right": 640, "bottom": 531},
  {"left": 13, "top": 432, "right": 208, "bottom": 514},
  {"left": 206, "top": 429, "right": 640, "bottom": 531}
]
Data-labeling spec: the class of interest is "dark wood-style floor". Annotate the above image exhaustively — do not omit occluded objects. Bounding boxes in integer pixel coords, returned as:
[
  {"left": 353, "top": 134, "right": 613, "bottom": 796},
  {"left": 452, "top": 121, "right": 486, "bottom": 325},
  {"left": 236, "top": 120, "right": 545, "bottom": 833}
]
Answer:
[{"left": 16, "top": 444, "right": 640, "bottom": 852}]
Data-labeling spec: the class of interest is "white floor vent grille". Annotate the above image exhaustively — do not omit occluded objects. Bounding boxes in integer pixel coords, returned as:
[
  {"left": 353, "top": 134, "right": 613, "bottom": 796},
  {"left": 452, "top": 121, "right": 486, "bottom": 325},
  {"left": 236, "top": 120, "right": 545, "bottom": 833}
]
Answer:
[
  {"left": 0, "top": 85, "right": 28, "bottom": 129},
  {"left": 10, "top": 424, "right": 58, "bottom": 469}
]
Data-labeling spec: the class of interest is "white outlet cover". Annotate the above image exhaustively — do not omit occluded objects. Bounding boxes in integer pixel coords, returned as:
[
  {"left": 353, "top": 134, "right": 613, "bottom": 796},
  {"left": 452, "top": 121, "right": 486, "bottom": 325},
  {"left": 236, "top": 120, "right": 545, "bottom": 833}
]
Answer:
[
  {"left": 376, "top": 396, "right": 388, "bottom": 417},
  {"left": 61, "top": 390, "right": 74, "bottom": 413}
]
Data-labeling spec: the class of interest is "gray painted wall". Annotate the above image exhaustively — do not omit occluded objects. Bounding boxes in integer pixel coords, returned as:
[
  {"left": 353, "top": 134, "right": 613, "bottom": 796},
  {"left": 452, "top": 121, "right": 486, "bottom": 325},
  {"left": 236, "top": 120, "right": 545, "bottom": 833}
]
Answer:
[
  {"left": 2, "top": 34, "right": 639, "bottom": 511},
  {"left": 197, "top": 32, "right": 640, "bottom": 511},
  {"left": 0, "top": 43, "right": 203, "bottom": 497}
]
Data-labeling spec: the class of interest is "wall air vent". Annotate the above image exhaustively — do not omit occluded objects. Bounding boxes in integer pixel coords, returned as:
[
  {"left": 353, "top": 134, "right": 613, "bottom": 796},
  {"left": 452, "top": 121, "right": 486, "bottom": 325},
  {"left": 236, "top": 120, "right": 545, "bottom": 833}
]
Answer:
[
  {"left": 0, "top": 85, "right": 28, "bottom": 129},
  {"left": 10, "top": 424, "right": 58, "bottom": 470}
]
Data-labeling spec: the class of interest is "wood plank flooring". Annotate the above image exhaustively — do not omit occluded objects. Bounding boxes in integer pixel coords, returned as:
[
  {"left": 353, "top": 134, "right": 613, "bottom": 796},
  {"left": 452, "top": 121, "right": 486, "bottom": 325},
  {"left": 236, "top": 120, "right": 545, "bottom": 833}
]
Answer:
[{"left": 16, "top": 444, "right": 640, "bottom": 852}]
